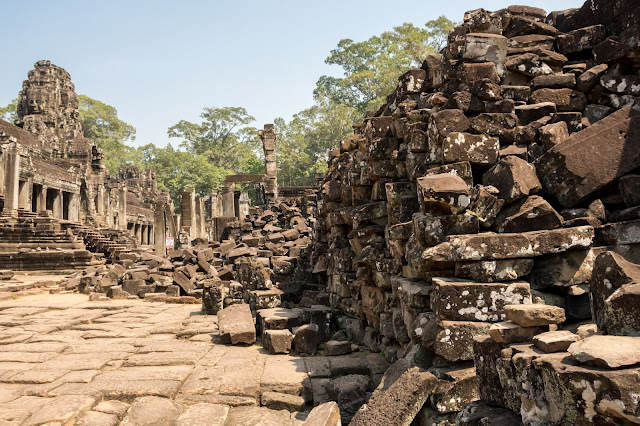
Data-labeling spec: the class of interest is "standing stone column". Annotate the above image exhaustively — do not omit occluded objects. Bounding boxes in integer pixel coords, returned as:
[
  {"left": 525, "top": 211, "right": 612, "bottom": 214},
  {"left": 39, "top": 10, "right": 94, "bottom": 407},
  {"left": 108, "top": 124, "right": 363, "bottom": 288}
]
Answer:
[
  {"left": 209, "top": 189, "right": 219, "bottom": 218},
  {"left": 118, "top": 186, "right": 127, "bottom": 230},
  {"left": 180, "top": 189, "right": 196, "bottom": 239},
  {"left": 69, "top": 192, "right": 79, "bottom": 222},
  {"left": 221, "top": 182, "right": 236, "bottom": 217},
  {"left": 2, "top": 141, "right": 20, "bottom": 217},
  {"left": 154, "top": 199, "right": 167, "bottom": 255},
  {"left": 259, "top": 124, "right": 278, "bottom": 204}
]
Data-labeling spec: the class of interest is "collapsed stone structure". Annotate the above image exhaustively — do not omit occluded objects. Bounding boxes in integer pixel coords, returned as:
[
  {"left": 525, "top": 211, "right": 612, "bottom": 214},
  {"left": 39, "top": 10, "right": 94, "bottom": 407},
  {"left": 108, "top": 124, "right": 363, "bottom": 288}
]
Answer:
[{"left": 308, "top": 0, "right": 640, "bottom": 423}]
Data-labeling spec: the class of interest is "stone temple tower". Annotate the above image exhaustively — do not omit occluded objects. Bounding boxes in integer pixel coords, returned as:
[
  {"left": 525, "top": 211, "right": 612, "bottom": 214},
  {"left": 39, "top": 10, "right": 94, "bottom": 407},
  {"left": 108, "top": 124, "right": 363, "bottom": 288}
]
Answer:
[{"left": 15, "top": 60, "right": 86, "bottom": 157}]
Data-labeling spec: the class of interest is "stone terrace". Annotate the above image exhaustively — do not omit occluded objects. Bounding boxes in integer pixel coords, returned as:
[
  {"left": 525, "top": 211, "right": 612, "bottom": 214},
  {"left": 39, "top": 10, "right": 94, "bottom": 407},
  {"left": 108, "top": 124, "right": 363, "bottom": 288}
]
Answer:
[{"left": 0, "top": 293, "right": 380, "bottom": 425}]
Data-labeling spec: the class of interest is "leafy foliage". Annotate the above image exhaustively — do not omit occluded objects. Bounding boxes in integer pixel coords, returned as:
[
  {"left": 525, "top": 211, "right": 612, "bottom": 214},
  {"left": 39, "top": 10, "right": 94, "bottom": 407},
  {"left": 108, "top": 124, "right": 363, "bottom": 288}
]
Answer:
[
  {"left": 314, "top": 16, "right": 456, "bottom": 113},
  {"left": 137, "top": 143, "right": 229, "bottom": 208},
  {"left": 78, "top": 95, "right": 140, "bottom": 174},
  {"left": 0, "top": 98, "right": 17, "bottom": 122},
  {"left": 167, "top": 106, "right": 261, "bottom": 172},
  {"left": 274, "top": 96, "right": 360, "bottom": 186}
]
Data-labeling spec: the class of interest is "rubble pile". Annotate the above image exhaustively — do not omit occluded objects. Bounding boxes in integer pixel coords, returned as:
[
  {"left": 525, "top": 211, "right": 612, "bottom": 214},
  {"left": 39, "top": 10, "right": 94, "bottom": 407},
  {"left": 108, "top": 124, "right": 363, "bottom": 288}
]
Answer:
[
  {"left": 70, "top": 200, "right": 319, "bottom": 306},
  {"left": 310, "top": 0, "right": 640, "bottom": 423}
]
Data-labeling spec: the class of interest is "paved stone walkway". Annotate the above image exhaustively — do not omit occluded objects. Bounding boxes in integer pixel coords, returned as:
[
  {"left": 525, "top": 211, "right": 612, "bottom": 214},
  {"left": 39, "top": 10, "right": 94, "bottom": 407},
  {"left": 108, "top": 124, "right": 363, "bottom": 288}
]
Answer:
[{"left": 0, "top": 293, "right": 378, "bottom": 425}]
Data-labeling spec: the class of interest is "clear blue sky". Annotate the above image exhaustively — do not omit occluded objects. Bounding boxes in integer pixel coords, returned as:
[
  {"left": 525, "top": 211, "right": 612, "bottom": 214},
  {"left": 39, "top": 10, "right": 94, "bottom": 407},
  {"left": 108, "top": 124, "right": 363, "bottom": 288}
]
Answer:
[{"left": 0, "top": 0, "right": 582, "bottom": 148}]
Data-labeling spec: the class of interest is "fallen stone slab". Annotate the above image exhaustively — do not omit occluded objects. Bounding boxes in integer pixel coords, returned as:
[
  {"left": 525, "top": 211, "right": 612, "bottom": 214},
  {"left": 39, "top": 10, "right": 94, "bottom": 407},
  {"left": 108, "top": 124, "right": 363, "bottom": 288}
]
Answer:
[
  {"left": 257, "top": 308, "right": 304, "bottom": 334},
  {"left": 505, "top": 303, "right": 566, "bottom": 326},
  {"left": 302, "top": 401, "right": 341, "bottom": 426},
  {"left": 455, "top": 259, "right": 534, "bottom": 282},
  {"left": 533, "top": 330, "right": 581, "bottom": 353},
  {"left": 590, "top": 251, "right": 640, "bottom": 331},
  {"left": 431, "top": 277, "right": 531, "bottom": 322},
  {"left": 263, "top": 329, "right": 294, "bottom": 354},
  {"left": 536, "top": 106, "right": 640, "bottom": 207},
  {"left": 261, "top": 391, "right": 306, "bottom": 412},
  {"left": 423, "top": 226, "right": 594, "bottom": 262},
  {"left": 349, "top": 365, "right": 437, "bottom": 426},
  {"left": 569, "top": 335, "right": 640, "bottom": 368},
  {"left": 218, "top": 304, "right": 256, "bottom": 345},
  {"left": 489, "top": 321, "right": 547, "bottom": 344}
]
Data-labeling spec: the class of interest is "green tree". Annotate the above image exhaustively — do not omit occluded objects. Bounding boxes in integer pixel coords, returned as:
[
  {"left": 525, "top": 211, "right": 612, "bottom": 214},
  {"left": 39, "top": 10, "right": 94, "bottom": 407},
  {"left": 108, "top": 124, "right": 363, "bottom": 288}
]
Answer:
[
  {"left": 167, "top": 106, "right": 261, "bottom": 172},
  {"left": 0, "top": 98, "right": 17, "bottom": 122},
  {"left": 315, "top": 16, "right": 456, "bottom": 113},
  {"left": 137, "top": 143, "right": 229, "bottom": 208},
  {"left": 78, "top": 95, "right": 140, "bottom": 174},
  {"left": 274, "top": 96, "right": 360, "bottom": 186}
]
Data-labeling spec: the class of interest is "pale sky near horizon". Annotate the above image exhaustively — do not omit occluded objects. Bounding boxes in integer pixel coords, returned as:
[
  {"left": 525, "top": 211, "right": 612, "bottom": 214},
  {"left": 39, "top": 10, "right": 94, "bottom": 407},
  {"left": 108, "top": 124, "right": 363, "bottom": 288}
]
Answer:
[{"left": 0, "top": 0, "right": 582, "bottom": 149}]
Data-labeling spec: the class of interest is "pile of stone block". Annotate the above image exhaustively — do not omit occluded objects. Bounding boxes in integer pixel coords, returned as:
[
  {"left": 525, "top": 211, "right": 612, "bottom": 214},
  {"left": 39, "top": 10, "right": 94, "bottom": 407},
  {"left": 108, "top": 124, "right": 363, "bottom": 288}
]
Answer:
[{"left": 311, "top": 0, "right": 640, "bottom": 422}]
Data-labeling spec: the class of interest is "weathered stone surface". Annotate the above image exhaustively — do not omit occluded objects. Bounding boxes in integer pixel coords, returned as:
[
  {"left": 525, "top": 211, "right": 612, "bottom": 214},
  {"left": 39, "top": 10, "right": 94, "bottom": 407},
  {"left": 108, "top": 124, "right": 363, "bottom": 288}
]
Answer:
[
  {"left": 504, "top": 303, "right": 565, "bottom": 326},
  {"left": 426, "top": 320, "right": 492, "bottom": 362},
  {"left": 293, "top": 324, "right": 318, "bottom": 355},
  {"left": 350, "top": 365, "right": 437, "bottom": 426},
  {"left": 261, "top": 391, "right": 306, "bottom": 412},
  {"left": 302, "top": 401, "right": 341, "bottom": 426},
  {"left": 443, "top": 132, "right": 499, "bottom": 165},
  {"left": 428, "top": 109, "right": 470, "bottom": 145},
  {"left": 533, "top": 330, "right": 581, "bottom": 353},
  {"left": 263, "top": 329, "right": 294, "bottom": 354},
  {"left": 530, "top": 88, "right": 587, "bottom": 112},
  {"left": 423, "top": 226, "right": 594, "bottom": 262},
  {"left": 257, "top": 308, "right": 304, "bottom": 334},
  {"left": 455, "top": 259, "right": 534, "bottom": 282},
  {"left": 569, "top": 335, "right": 640, "bottom": 368},
  {"left": 493, "top": 195, "right": 562, "bottom": 233},
  {"left": 536, "top": 106, "right": 640, "bottom": 208},
  {"left": 176, "top": 403, "right": 229, "bottom": 426},
  {"left": 488, "top": 321, "right": 546, "bottom": 343},
  {"left": 431, "top": 277, "right": 531, "bottom": 322},
  {"left": 590, "top": 251, "right": 640, "bottom": 331},
  {"left": 429, "top": 366, "right": 479, "bottom": 414},
  {"left": 602, "top": 282, "right": 640, "bottom": 336},
  {"left": 482, "top": 156, "right": 541, "bottom": 203},
  {"left": 416, "top": 173, "right": 471, "bottom": 214},
  {"left": 412, "top": 212, "right": 479, "bottom": 248},
  {"left": 218, "top": 304, "right": 256, "bottom": 345},
  {"left": 456, "top": 401, "right": 523, "bottom": 426},
  {"left": 325, "top": 340, "right": 351, "bottom": 356},
  {"left": 556, "top": 24, "right": 607, "bottom": 54},
  {"left": 120, "top": 396, "right": 182, "bottom": 426},
  {"left": 619, "top": 175, "right": 640, "bottom": 207}
]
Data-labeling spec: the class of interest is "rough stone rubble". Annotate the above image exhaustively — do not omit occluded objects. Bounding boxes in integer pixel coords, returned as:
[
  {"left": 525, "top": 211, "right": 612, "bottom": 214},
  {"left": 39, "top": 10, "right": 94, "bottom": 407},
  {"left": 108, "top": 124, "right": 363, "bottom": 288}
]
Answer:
[{"left": 309, "top": 0, "right": 640, "bottom": 423}]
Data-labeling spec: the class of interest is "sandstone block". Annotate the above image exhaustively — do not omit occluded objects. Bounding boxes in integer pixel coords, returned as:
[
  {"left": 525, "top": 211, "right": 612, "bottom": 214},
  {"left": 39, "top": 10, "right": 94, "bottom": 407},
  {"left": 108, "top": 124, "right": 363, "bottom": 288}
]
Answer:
[
  {"left": 482, "top": 156, "right": 541, "bottom": 202},
  {"left": 536, "top": 106, "right": 640, "bottom": 208},
  {"left": 218, "top": 304, "right": 256, "bottom": 345},
  {"left": 263, "top": 329, "right": 294, "bottom": 354},
  {"left": 431, "top": 277, "right": 531, "bottom": 322},
  {"left": 504, "top": 303, "right": 565, "bottom": 326}
]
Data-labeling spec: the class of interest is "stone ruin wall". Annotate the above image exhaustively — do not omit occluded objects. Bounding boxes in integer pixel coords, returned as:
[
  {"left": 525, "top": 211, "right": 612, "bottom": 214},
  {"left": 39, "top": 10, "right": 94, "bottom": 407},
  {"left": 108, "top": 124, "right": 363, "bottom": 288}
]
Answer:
[{"left": 307, "top": 0, "right": 640, "bottom": 423}]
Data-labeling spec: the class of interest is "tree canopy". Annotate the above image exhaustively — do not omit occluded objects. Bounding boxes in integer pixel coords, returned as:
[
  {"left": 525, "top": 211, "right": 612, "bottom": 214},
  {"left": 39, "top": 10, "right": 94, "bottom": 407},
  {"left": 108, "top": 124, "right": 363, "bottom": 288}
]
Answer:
[
  {"left": 0, "top": 98, "right": 17, "bottom": 122},
  {"left": 314, "top": 16, "right": 456, "bottom": 113},
  {"left": 167, "top": 106, "right": 261, "bottom": 172},
  {"left": 78, "top": 95, "right": 140, "bottom": 173}
]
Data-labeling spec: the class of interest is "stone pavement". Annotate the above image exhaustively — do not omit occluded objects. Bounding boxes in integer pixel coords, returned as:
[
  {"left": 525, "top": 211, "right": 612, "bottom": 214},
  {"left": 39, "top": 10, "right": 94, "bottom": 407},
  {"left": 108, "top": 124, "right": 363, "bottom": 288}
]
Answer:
[{"left": 0, "top": 293, "right": 378, "bottom": 425}]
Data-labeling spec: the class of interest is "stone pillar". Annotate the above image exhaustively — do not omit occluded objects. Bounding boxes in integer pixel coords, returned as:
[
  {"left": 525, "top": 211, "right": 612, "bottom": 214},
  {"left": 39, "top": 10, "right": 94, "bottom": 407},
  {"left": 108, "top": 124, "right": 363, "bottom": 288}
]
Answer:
[
  {"left": 221, "top": 182, "right": 236, "bottom": 218},
  {"left": 38, "top": 187, "right": 47, "bottom": 214},
  {"left": 180, "top": 189, "right": 196, "bottom": 239},
  {"left": 141, "top": 225, "right": 148, "bottom": 245},
  {"left": 52, "top": 190, "right": 63, "bottom": 219},
  {"left": 194, "top": 196, "right": 204, "bottom": 239},
  {"left": 118, "top": 186, "right": 127, "bottom": 230},
  {"left": 96, "top": 186, "right": 105, "bottom": 216},
  {"left": 209, "top": 189, "right": 219, "bottom": 219},
  {"left": 2, "top": 142, "right": 20, "bottom": 217},
  {"left": 238, "top": 192, "right": 250, "bottom": 219},
  {"left": 259, "top": 124, "right": 278, "bottom": 204},
  {"left": 154, "top": 200, "right": 166, "bottom": 255},
  {"left": 69, "top": 192, "right": 79, "bottom": 222}
]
